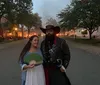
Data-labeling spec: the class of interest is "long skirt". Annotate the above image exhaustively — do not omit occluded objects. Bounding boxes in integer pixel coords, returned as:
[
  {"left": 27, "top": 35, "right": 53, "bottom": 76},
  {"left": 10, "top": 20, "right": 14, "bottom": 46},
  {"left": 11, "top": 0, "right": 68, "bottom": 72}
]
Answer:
[
  {"left": 25, "top": 64, "right": 46, "bottom": 85},
  {"left": 44, "top": 66, "right": 71, "bottom": 85}
]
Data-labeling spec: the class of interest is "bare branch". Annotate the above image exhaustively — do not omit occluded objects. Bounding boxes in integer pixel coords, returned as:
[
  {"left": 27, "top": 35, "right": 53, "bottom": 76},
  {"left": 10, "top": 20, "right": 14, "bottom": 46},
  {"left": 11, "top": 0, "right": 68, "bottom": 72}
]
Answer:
[{"left": 92, "top": 27, "right": 98, "bottom": 33}]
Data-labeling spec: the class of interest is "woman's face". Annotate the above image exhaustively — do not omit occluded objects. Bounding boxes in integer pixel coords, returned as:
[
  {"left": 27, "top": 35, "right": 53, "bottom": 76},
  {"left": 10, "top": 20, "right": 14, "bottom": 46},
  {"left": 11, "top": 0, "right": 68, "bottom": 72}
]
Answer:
[{"left": 31, "top": 37, "right": 39, "bottom": 48}]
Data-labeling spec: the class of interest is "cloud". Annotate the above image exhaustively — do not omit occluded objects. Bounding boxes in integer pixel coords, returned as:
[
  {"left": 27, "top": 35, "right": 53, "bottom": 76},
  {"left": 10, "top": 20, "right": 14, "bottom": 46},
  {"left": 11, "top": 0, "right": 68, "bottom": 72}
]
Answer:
[{"left": 33, "top": 0, "right": 71, "bottom": 26}]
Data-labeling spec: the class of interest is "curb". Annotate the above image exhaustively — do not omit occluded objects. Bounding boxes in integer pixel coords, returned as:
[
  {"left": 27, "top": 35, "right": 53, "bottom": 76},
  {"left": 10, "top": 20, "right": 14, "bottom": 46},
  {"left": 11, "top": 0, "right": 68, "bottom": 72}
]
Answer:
[{"left": 0, "top": 39, "right": 25, "bottom": 50}]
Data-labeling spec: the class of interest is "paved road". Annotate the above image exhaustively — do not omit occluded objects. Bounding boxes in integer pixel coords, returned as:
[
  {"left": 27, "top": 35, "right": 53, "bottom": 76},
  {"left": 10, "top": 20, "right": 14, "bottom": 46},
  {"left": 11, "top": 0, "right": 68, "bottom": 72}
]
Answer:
[
  {"left": 0, "top": 39, "right": 100, "bottom": 85},
  {"left": 0, "top": 40, "right": 25, "bottom": 85},
  {"left": 67, "top": 44, "right": 100, "bottom": 85}
]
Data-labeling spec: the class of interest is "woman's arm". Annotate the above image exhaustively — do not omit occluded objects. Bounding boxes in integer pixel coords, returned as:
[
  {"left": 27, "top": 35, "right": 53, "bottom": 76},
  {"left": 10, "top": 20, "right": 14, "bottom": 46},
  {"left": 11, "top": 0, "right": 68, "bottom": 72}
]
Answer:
[
  {"left": 20, "top": 61, "right": 34, "bottom": 71},
  {"left": 19, "top": 60, "right": 27, "bottom": 71}
]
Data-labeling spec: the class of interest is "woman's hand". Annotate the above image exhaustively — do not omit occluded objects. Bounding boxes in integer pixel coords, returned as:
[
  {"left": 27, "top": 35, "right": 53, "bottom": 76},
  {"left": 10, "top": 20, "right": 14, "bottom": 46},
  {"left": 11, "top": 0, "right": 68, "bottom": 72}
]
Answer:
[
  {"left": 23, "top": 64, "right": 34, "bottom": 70},
  {"left": 23, "top": 60, "right": 36, "bottom": 70},
  {"left": 27, "top": 64, "right": 35, "bottom": 68},
  {"left": 23, "top": 64, "right": 35, "bottom": 70},
  {"left": 27, "top": 60, "right": 36, "bottom": 68},
  {"left": 29, "top": 60, "right": 36, "bottom": 65}
]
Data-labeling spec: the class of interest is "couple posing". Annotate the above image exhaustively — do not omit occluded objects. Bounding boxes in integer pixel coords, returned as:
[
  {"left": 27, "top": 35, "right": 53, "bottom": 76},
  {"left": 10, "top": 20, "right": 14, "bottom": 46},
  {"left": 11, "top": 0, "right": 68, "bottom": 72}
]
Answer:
[{"left": 19, "top": 25, "right": 71, "bottom": 85}]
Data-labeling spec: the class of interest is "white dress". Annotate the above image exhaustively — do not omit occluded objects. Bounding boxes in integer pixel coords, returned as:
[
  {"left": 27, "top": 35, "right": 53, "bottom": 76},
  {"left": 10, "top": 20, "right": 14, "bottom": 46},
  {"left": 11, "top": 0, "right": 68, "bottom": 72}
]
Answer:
[{"left": 25, "top": 64, "right": 46, "bottom": 85}]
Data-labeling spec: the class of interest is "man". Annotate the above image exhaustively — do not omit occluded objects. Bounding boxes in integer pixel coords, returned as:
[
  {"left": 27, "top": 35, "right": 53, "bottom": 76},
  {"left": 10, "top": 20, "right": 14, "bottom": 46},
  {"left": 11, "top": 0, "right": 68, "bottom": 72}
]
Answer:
[{"left": 40, "top": 25, "right": 71, "bottom": 85}]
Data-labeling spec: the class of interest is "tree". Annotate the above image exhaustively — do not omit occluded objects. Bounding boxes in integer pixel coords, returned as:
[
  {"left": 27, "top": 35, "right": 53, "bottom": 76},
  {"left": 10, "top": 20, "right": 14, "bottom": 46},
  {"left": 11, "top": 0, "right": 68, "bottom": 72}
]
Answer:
[
  {"left": 16, "top": 0, "right": 33, "bottom": 23},
  {"left": 17, "top": 13, "right": 41, "bottom": 37},
  {"left": 75, "top": 0, "right": 100, "bottom": 39},
  {"left": 25, "top": 13, "right": 42, "bottom": 37},
  {"left": 0, "top": 0, "right": 33, "bottom": 38},
  {"left": 32, "top": 13, "right": 42, "bottom": 27},
  {"left": 46, "top": 18, "right": 58, "bottom": 26},
  {"left": 58, "top": 0, "right": 100, "bottom": 39},
  {"left": 0, "top": 0, "right": 33, "bottom": 23},
  {"left": 0, "top": 0, "right": 18, "bottom": 24},
  {"left": 58, "top": 5, "right": 79, "bottom": 31},
  {"left": 0, "top": 0, "right": 42, "bottom": 38},
  {"left": 0, "top": 0, "right": 15, "bottom": 37}
]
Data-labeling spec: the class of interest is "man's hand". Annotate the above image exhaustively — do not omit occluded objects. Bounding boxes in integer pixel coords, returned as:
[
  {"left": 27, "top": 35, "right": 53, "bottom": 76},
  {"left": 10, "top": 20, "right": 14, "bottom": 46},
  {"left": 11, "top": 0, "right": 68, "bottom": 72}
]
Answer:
[{"left": 60, "top": 66, "right": 66, "bottom": 72}]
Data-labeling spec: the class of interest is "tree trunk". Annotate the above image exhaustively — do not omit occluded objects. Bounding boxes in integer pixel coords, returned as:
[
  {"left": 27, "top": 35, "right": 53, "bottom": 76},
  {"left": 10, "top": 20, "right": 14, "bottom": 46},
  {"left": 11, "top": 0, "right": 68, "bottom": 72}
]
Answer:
[
  {"left": 89, "top": 30, "right": 92, "bottom": 39},
  {"left": 0, "top": 28, "right": 3, "bottom": 37},
  {"left": 0, "top": 16, "right": 4, "bottom": 38},
  {"left": 28, "top": 28, "right": 30, "bottom": 38},
  {"left": 21, "top": 25, "right": 24, "bottom": 39},
  {"left": 74, "top": 29, "right": 76, "bottom": 39},
  {"left": 1, "top": 24, "right": 4, "bottom": 38}
]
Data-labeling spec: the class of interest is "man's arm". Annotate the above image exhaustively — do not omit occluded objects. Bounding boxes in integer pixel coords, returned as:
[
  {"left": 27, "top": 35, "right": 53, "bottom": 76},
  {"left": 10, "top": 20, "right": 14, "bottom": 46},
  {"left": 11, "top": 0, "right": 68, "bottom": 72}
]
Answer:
[{"left": 61, "top": 40, "right": 71, "bottom": 69}]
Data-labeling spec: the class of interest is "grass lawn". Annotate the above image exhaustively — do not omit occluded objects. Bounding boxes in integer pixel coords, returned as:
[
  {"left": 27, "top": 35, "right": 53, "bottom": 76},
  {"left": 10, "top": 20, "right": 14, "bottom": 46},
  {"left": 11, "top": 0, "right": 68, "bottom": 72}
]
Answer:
[
  {"left": 64, "top": 37, "right": 100, "bottom": 46},
  {"left": 0, "top": 40, "right": 13, "bottom": 44},
  {"left": 0, "top": 39, "right": 21, "bottom": 44}
]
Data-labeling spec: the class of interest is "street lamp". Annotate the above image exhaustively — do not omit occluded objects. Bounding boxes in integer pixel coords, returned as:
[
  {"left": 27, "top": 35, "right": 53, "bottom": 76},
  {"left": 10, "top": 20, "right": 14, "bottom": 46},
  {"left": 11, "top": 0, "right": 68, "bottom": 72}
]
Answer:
[
  {"left": 14, "top": 27, "right": 18, "bottom": 39},
  {"left": 14, "top": 27, "right": 18, "bottom": 31}
]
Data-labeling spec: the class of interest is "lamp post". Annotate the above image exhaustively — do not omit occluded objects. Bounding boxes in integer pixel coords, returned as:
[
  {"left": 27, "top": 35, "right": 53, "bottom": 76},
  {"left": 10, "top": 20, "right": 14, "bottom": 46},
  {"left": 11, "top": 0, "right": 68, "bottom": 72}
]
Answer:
[{"left": 14, "top": 27, "right": 18, "bottom": 39}]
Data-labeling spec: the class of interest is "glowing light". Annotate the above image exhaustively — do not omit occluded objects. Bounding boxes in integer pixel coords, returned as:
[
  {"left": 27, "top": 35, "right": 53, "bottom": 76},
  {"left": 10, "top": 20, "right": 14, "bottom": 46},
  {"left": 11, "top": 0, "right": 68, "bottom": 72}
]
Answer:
[
  {"left": 56, "top": 34, "right": 59, "bottom": 36},
  {"left": 33, "top": 33, "right": 38, "bottom": 36},
  {"left": 7, "top": 33, "right": 12, "bottom": 36},
  {"left": 14, "top": 27, "right": 18, "bottom": 31}
]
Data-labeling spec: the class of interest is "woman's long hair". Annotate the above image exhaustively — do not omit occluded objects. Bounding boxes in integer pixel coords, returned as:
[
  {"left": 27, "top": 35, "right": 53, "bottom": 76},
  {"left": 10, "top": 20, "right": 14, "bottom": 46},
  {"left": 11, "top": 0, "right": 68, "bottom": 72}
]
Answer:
[{"left": 18, "top": 35, "right": 38, "bottom": 63}]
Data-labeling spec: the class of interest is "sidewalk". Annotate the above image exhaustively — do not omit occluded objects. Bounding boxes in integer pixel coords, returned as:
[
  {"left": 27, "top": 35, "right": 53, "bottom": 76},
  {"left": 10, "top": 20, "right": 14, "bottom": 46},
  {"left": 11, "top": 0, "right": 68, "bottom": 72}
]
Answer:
[
  {"left": 67, "top": 40, "right": 100, "bottom": 56},
  {"left": 0, "top": 39, "right": 26, "bottom": 50}
]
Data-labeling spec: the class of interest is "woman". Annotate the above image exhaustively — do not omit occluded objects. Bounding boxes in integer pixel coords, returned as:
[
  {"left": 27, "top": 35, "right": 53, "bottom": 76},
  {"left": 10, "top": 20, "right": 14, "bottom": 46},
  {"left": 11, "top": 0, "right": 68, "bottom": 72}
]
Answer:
[{"left": 19, "top": 35, "right": 45, "bottom": 85}]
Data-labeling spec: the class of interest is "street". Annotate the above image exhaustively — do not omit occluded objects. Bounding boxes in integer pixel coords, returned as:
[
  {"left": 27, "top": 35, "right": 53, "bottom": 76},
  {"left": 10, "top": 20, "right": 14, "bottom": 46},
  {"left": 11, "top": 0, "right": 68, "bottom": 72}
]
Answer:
[
  {"left": 0, "top": 39, "right": 100, "bottom": 85},
  {"left": 0, "top": 40, "right": 25, "bottom": 85},
  {"left": 67, "top": 44, "right": 100, "bottom": 85}
]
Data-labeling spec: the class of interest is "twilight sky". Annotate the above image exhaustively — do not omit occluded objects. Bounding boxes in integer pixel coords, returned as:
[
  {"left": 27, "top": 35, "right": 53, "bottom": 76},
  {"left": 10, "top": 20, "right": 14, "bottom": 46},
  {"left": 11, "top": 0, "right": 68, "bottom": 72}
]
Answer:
[{"left": 32, "top": 0, "right": 71, "bottom": 26}]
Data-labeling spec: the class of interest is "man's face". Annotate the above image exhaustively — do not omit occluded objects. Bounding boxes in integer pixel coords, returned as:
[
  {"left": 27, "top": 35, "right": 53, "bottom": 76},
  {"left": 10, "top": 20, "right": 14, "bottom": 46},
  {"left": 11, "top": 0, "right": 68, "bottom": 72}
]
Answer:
[{"left": 46, "top": 29, "right": 54, "bottom": 35}]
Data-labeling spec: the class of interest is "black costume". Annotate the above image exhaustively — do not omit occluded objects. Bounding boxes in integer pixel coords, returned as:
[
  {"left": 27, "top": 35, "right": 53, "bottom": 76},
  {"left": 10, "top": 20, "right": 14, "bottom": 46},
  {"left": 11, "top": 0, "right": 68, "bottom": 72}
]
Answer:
[{"left": 40, "top": 36, "right": 71, "bottom": 85}]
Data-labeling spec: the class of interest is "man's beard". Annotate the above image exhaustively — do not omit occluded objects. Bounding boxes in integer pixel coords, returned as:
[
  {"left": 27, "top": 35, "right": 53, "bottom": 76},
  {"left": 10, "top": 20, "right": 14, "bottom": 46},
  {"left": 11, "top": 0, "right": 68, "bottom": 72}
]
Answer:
[{"left": 46, "top": 34, "right": 55, "bottom": 41}]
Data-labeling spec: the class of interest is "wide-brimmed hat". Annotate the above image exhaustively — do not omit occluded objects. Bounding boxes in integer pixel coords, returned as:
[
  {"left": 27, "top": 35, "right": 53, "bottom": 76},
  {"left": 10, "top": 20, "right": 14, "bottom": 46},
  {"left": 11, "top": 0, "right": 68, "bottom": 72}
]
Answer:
[{"left": 40, "top": 25, "right": 60, "bottom": 34}]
